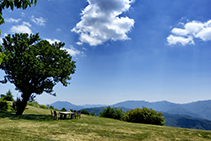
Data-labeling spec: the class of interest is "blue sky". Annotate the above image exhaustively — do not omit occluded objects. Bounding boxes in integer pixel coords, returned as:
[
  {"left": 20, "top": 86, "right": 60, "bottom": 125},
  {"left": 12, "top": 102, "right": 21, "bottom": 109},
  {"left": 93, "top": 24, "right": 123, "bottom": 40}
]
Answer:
[{"left": 1, "top": 0, "right": 211, "bottom": 105}]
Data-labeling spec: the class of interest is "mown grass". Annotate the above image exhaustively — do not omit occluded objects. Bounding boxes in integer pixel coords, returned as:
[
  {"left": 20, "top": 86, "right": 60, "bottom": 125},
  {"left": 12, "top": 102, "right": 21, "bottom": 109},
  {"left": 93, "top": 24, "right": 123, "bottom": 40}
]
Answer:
[{"left": 0, "top": 105, "right": 211, "bottom": 141}]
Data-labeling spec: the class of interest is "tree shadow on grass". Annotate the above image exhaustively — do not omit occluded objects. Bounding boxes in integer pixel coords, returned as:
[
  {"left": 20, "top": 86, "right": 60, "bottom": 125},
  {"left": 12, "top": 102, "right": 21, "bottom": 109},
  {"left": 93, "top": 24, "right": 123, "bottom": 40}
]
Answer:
[{"left": 0, "top": 111, "right": 53, "bottom": 121}]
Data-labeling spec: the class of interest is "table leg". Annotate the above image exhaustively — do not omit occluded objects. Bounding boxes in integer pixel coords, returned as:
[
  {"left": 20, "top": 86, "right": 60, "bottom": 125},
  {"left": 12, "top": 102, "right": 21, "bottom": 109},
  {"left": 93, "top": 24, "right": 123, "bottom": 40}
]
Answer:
[{"left": 64, "top": 114, "right": 67, "bottom": 119}]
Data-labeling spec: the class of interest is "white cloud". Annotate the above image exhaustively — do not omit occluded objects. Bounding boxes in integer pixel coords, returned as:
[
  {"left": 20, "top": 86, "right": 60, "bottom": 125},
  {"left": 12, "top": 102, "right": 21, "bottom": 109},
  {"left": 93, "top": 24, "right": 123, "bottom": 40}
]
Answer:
[
  {"left": 10, "top": 22, "right": 32, "bottom": 34},
  {"left": 45, "top": 38, "right": 61, "bottom": 44},
  {"left": 167, "top": 35, "right": 194, "bottom": 46},
  {"left": 62, "top": 46, "right": 85, "bottom": 57},
  {"left": 5, "top": 18, "right": 21, "bottom": 23},
  {"left": 167, "top": 19, "right": 211, "bottom": 46},
  {"left": 31, "top": 15, "right": 46, "bottom": 26},
  {"left": 72, "top": 0, "right": 135, "bottom": 46},
  {"left": 46, "top": 39, "right": 85, "bottom": 57}
]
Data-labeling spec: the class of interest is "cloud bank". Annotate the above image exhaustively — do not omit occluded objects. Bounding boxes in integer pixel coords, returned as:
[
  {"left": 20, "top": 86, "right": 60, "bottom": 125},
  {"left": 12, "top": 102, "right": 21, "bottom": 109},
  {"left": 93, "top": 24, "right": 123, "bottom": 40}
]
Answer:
[
  {"left": 72, "top": 0, "right": 135, "bottom": 46},
  {"left": 167, "top": 20, "right": 211, "bottom": 46}
]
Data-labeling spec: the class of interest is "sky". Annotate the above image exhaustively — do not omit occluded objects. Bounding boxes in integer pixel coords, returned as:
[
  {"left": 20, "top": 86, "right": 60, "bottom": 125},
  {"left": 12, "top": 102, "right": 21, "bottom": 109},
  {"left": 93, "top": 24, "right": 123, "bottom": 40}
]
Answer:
[{"left": 1, "top": 0, "right": 211, "bottom": 105}]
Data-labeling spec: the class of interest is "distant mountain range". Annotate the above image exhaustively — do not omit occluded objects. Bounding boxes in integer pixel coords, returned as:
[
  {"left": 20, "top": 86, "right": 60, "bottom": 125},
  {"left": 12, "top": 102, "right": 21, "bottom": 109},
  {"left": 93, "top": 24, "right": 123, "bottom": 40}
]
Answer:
[
  {"left": 50, "top": 100, "right": 211, "bottom": 130},
  {"left": 50, "top": 101, "right": 107, "bottom": 111},
  {"left": 111, "top": 100, "right": 211, "bottom": 121}
]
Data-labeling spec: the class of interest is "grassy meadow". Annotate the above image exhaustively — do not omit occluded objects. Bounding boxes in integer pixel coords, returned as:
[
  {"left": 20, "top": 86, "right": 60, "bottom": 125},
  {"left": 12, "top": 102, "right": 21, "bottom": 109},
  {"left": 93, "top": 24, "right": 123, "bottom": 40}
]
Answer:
[{"left": 0, "top": 104, "right": 211, "bottom": 141}]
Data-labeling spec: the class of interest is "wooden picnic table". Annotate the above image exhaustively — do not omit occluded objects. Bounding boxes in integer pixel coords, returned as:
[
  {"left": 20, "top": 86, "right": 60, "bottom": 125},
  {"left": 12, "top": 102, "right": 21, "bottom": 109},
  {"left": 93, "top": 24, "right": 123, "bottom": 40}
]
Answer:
[{"left": 59, "top": 112, "right": 75, "bottom": 119}]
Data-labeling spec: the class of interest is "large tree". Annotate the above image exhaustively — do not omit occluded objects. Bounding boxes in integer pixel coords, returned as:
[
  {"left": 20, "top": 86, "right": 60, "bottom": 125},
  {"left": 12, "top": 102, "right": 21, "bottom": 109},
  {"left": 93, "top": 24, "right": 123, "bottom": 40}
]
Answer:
[
  {"left": 0, "top": 0, "right": 37, "bottom": 63},
  {"left": 0, "top": 33, "right": 76, "bottom": 115}
]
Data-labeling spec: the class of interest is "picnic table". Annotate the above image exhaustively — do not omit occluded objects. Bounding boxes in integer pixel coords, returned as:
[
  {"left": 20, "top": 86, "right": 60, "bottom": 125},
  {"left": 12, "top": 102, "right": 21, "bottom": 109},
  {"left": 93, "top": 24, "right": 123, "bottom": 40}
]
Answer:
[{"left": 59, "top": 112, "right": 75, "bottom": 119}]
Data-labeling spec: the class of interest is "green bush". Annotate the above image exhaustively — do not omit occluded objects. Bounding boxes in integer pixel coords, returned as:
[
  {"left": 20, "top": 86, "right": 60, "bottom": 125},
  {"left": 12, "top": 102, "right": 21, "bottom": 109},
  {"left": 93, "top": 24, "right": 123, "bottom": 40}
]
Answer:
[
  {"left": 123, "top": 107, "right": 165, "bottom": 126},
  {"left": 81, "top": 109, "right": 89, "bottom": 115},
  {"left": 100, "top": 106, "right": 125, "bottom": 120},
  {"left": 40, "top": 104, "right": 48, "bottom": 109},
  {"left": 3, "top": 90, "right": 13, "bottom": 101},
  {"left": 27, "top": 101, "right": 39, "bottom": 107},
  {"left": 61, "top": 107, "right": 67, "bottom": 111},
  {"left": 49, "top": 106, "right": 54, "bottom": 109},
  {"left": 0, "top": 100, "right": 8, "bottom": 112},
  {"left": 90, "top": 111, "right": 96, "bottom": 116}
]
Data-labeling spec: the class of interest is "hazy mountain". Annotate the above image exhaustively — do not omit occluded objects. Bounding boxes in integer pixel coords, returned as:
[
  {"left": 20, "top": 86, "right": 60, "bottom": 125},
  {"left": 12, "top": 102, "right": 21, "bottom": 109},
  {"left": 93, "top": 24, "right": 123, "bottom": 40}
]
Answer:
[
  {"left": 50, "top": 101, "right": 83, "bottom": 111},
  {"left": 111, "top": 100, "right": 211, "bottom": 121},
  {"left": 164, "top": 113, "right": 211, "bottom": 131},
  {"left": 50, "top": 100, "right": 211, "bottom": 121},
  {"left": 183, "top": 100, "right": 211, "bottom": 121},
  {"left": 81, "top": 104, "right": 107, "bottom": 109},
  {"left": 50, "top": 101, "right": 106, "bottom": 111}
]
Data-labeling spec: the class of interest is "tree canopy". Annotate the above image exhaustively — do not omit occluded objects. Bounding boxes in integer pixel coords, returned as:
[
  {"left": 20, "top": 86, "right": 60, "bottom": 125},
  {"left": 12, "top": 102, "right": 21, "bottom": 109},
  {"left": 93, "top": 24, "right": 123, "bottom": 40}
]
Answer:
[
  {"left": 0, "top": 0, "right": 37, "bottom": 25},
  {"left": 0, "top": 33, "right": 76, "bottom": 115}
]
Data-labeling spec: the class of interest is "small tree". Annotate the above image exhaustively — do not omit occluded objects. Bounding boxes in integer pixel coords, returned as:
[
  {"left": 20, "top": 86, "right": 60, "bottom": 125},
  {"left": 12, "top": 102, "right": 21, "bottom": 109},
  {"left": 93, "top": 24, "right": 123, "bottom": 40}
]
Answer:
[
  {"left": 81, "top": 109, "right": 89, "bottom": 115},
  {"left": 90, "top": 111, "right": 95, "bottom": 116},
  {"left": 123, "top": 107, "right": 165, "bottom": 126},
  {"left": 3, "top": 90, "right": 13, "bottom": 101},
  {"left": 61, "top": 107, "right": 67, "bottom": 111},
  {"left": 100, "top": 106, "right": 125, "bottom": 120},
  {"left": 0, "top": 33, "right": 76, "bottom": 115}
]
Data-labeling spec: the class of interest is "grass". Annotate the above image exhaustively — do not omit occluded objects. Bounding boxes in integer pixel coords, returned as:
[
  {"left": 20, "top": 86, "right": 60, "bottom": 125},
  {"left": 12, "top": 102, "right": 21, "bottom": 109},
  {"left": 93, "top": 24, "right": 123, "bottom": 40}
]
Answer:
[{"left": 0, "top": 105, "right": 211, "bottom": 141}]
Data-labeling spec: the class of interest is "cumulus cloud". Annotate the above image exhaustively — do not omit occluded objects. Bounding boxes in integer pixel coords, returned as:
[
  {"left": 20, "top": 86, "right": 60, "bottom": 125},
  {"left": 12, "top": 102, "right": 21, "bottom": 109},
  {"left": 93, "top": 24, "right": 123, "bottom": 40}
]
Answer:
[
  {"left": 31, "top": 15, "right": 46, "bottom": 26},
  {"left": 72, "top": 0, "right": 135, "bottom": 46},
  {"left": 5, "top": 18, "right": 21, "bottom": 23},
  {"left": 46, "top": 38, "right": 85, "bottom": 57},
  {"left": 62, "top": 46, "right": 85, "bottom": 57},
  {"left": 167, "top": 20, "right": 211, "bottom": 46},
  {"left": 10, "top": 22, "right": 32, "bottom": 34}
]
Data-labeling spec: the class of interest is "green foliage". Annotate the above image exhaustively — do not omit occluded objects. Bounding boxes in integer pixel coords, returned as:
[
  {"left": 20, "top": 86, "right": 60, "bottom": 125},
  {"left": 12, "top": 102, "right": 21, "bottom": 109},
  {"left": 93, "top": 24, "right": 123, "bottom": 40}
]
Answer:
[
  {"left": 27, "top": 101, "right": 39, "bottom": 107},
  {"left": 0, "top": 33, "right": 76, "bottom": 115},
  {"left": 49, "top": 106, "right": 54, "bottom": 109},
  {"left": 61, "top": 107, "right": 67, "bottom": 111},
  {"left": 3, "top": 90, "right": 13, "bottom": 101},
  {"left": 0, "top": 100, "right": 8, "bottom": 112},
  {"left": 40, "top": 104, "right": 47, "bottom": 109},
  {"left": 0, "top": 94, "right": 5, "bottom": 100},
  {"left": 100, "top": 106, "right": 125, "bottom": 120},
  {"left": 123, "top": 107, "right": 165, "bottom": 126},
  {"left": 90, "top": 111, "right": 95, "bottom": 116},
  {"left": 0, "top": 52, "right": 6, "bottom": 64},
  {"left": 0, "top": 0, "right": 37, "bottom": 25},
  {"left": 81, "top": 109, "right": 89, "bottom": 115}
]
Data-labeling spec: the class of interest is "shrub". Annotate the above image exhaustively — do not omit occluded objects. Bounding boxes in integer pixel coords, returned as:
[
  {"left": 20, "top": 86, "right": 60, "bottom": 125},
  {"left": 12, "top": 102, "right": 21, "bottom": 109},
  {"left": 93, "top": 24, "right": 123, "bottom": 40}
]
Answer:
[
  {"left": 0, "top": 100, "right": 8, "bottom": 112},
  {"left": 27, "top": 101, "right": 40, "bottom": 107},
  {"left": 61, "top": 107, "right": 67, "bottom": 111},
  {"left": 123, "top": 107, "right": 165, "bottom": 125},
  {"left": 81, "top": 109, "right": 89, "bottom": 115},
  {"left": 49, "top": 106, "right": 54, "bottom": 109},
  {"left": 40, "top": 104, "right": 48, "bottom": 109},
  {"left": 100, "top": 106, "right": 125, "bottom": 120},
  {"left": 3, "top": 90, "right": 13, "bottom": 101},
  {"left": 90, "top": 111, "right": 95, "bottom": 116}
]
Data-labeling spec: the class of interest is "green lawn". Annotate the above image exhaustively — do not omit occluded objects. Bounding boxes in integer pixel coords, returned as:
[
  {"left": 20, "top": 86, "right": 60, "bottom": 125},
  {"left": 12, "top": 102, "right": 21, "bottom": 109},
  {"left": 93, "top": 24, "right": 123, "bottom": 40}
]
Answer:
[{"left": 0, "top": 105, "right": 211, "bottom": 141}]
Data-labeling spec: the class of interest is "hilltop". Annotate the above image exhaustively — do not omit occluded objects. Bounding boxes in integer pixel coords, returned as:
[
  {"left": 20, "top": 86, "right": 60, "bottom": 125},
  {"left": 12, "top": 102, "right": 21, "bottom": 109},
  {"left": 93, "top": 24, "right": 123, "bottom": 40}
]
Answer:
[{"left": 0, "top": 103, "right": 211, "bottom": 140}]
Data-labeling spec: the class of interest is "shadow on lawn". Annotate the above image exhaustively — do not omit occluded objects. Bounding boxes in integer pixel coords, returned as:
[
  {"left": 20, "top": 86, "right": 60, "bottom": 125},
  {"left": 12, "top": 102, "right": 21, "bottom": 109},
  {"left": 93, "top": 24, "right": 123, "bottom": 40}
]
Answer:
[{"left": 0, "top": 112, "right": 53, "bottom": 121}]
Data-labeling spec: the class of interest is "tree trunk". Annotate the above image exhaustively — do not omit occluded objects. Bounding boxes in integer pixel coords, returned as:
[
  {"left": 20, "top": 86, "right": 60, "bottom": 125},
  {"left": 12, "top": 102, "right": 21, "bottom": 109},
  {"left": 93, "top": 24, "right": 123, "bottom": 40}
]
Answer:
[{"left": 16, "top": 93, "right": 31, "bottom": 115}]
